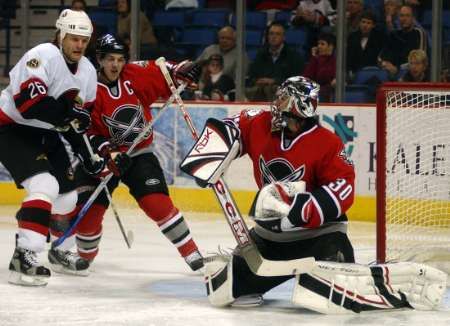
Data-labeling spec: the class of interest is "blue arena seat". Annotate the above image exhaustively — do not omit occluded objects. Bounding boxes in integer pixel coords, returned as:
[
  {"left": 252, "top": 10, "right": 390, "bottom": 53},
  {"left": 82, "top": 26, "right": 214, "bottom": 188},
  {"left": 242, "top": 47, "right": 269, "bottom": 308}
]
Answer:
[
  {"left": 353, "top": 66, "right": 389, "bottom": 85},
  {"left": 284, "top": 28, "right": 308, "bottom": 47},
  {"left": 246, "top": 30, "right": 263, "bottom": 46},
  {"left": 191, "top": 9, "right": 230, "bottom": 27},
  {"left": 89, "top": 10, "right": 117, "bottom": 35},
  {"left": 274, "top": 11, "right": 292, "bottom": 25},
  {"left": 180, "top": 28, "right": 217, "bottom": 45},
  {"left": 231, "top": 11, "right": 268, "bottom": 29},
  {"left": 344, "top": 85, "right": 371, "bottom": 103},
  {"left": 152, "top": 11, "right": 185, "bottom": 27}
]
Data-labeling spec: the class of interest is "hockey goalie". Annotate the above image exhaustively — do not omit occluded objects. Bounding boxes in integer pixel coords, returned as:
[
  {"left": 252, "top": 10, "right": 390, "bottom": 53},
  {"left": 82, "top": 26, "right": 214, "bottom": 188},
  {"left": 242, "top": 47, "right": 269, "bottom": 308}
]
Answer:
[{"left": 180, "top": 76, "right": 448, "bottom": 314}]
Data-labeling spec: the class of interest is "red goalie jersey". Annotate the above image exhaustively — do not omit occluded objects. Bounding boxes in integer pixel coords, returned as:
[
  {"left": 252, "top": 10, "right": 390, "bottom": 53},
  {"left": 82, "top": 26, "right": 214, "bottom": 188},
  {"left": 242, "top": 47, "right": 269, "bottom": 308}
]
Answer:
[
  {"left": 90, "top": 61, "right": 171, "bottom": 151},
  {"left": 225, "top": 109, "right": 355, "bottom": 230}
]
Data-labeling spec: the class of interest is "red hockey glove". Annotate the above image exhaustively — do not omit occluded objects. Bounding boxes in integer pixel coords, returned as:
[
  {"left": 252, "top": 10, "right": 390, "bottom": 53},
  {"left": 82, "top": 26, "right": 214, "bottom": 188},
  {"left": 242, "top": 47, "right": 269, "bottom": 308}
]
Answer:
[{"left": 167, "top": 60, "right": 202, "bottom": 89}]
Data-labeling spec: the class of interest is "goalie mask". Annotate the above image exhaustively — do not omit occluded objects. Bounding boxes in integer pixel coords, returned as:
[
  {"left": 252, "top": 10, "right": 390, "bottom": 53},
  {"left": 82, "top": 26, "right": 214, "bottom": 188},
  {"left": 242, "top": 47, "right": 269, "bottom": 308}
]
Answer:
[{"left": 271, "top": 76, "right": 320, "bottom": 131}]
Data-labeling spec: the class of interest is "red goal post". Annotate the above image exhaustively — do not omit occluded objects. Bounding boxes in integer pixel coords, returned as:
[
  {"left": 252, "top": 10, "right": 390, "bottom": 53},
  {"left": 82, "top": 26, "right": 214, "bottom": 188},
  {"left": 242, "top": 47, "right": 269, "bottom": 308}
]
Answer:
[{"left": 376, "top": 82, "right": 450, "bottom": 271}]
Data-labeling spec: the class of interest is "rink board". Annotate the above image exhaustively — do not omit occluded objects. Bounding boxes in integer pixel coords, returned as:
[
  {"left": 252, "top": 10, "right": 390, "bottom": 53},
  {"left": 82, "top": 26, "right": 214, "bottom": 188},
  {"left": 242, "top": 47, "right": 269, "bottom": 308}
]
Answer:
[{"left": 0, "top": 102, "right": 380, "bottom": 221}]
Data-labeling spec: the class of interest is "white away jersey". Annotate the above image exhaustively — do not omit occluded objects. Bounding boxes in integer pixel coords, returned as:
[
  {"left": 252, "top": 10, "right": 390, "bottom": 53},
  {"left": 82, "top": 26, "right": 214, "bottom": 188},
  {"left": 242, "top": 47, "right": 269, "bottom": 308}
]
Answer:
[{"left": 0, "top": 43, "right": 97, "bottom": 129}]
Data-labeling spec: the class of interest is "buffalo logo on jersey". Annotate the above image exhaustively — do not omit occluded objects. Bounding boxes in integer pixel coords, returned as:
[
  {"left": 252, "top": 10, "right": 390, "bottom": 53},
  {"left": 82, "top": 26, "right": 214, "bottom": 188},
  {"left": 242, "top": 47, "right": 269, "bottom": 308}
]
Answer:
[
  {"left": 26, "top": 58, "right": 40, "bottom": 68},
  {"left": 259, "top": 156, "right": 305, "bottom": 185},
  {"left": 102, "top": 104, "right": 149, "bottom": 146}
]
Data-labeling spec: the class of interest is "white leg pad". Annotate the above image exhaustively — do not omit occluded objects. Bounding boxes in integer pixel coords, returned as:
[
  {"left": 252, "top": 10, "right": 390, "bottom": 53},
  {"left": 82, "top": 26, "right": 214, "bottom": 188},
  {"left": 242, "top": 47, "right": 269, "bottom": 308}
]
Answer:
[
  {"left": 292, "top": 261, "right": 447, "bottom": 314},
  {"left": 204, "top": 255, "right": 235, "bottom": 307}
]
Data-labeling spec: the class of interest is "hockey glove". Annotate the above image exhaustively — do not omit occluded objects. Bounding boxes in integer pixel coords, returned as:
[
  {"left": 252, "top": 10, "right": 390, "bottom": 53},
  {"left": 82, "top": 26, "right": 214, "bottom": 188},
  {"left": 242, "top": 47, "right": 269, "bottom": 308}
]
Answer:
[
  {"left": 167, "top": 60, "right": 202, "bottom": 89},
  {"left": 92, "top": 137, "right": 132, "bottom": 177},
  {"left": 65, "top": 105, "right": 91, "bottom": 133}
]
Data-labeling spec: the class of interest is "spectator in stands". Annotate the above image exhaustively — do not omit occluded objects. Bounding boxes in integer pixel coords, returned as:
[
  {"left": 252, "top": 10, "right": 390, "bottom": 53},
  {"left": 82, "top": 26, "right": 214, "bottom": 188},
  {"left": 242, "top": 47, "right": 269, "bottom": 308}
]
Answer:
[
  {"left": 197, "top": 54, "right": 235, "bottom": 101},
  {"left": 378, "top": 4, "right": 427, "bottom": 78},
  {"left": 302, "top": 32, "right": 336, "bottom": 102},
  {"left": 71, "top": 0, "right": 87, "bottom": 11},
  {"left": 245, "top": 22, "right": 304, "bottom": 102},
  {"left": 291, "top": 0, "right": 336, "bottom": 29},
  {"left": 346, "top": 0, "right": 364, "bottom": 33},
  {"left": 165, "top": 0, "right": 199, "bottom": 10},
  {"left": 347, "top": 11, "right": 385, "bottom": 77},
  {"left": 248, "top": 0, "right": 298, "bottom": 23},
  {"left": 196, "top": 26, "right": 248, "bottom": 80},
  {"left": 383, "top": 0, "right": 401, "bottom": 32},
  {"left": 117, "top": 0, "right": 158, "bottom": 47},
  {"left": 399, "top": 49, "right": 430, "bottom": 82}
]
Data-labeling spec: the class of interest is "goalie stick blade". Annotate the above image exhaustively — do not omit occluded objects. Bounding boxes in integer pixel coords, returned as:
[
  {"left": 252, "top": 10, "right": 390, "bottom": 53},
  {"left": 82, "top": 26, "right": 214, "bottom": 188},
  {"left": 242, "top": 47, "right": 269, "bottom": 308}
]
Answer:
[{"left": 241, "top": 246, "right": 315, "bottom": 276}]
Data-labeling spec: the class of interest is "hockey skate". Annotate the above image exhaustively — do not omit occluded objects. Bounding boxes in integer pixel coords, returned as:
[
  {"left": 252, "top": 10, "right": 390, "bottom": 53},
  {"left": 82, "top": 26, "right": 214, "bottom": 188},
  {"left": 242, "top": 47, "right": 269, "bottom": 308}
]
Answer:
[
  {"left": 184, "top": 250, "right": 204, "bottom": 271},
  {"left": 48, "top": 247, "right": 90, "bottom": 276},
  {"left": 9, "top": 247, "right": 51, "bottom": 286}
]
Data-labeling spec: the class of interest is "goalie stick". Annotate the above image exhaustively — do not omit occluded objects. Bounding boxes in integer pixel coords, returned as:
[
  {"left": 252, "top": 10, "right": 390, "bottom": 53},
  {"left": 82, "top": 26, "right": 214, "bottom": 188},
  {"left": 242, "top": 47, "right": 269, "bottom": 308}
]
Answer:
[
  {"left": 52, "top": 85, "right": 185, "bottom": 248},
  {"left": 155, "top": 57, "right": 315, "bottom": 276}
]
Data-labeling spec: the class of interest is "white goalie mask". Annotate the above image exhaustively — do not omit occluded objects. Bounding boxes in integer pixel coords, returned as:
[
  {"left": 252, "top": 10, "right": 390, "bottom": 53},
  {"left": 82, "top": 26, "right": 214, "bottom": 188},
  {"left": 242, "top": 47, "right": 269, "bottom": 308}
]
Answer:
[
  {"left": 271, "top": 76, "right": 320, "bottom": 131},
  {"left": 55, "top": 9, "right": 93, "bottom": 42}
]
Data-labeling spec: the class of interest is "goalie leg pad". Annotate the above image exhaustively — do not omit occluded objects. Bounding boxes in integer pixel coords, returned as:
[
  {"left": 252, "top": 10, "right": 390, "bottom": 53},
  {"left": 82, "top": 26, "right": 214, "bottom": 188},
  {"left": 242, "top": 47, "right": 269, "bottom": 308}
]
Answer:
[
  {"left": 180, "top": 118, "right": 240, "bottom": 186},
  {"left": 204, "top": 255, "right": 235, "bottom": 307},
  {"left": 292, "top": 261, "right": 447, "bottom": 314}
]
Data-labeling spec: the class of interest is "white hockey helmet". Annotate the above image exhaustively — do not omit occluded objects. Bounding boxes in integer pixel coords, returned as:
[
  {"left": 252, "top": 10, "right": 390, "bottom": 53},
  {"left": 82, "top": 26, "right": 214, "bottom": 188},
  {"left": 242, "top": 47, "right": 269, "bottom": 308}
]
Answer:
[{"left": 55, "top": 9, "right": 93, "bottom": 41}]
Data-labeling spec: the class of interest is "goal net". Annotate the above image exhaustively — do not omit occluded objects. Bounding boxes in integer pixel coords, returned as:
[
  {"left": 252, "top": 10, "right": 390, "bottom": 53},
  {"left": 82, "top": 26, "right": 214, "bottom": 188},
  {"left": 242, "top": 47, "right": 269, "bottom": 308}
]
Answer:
[{"left": 376, "top": 83, "right": 450, "bottom": 272}]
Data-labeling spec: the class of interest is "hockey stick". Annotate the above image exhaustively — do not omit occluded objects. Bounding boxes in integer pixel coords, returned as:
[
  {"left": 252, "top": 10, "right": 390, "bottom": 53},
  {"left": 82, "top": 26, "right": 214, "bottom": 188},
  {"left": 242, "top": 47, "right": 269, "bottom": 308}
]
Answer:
[
  {"left": 155, "top": 57, "right": 315, "bottom": 276},
  {"left": 52, "top": 86, "right": 184, "bottom": 248},
  {"left": 80, "top": 132, "right": 134, "bottom": 249}
]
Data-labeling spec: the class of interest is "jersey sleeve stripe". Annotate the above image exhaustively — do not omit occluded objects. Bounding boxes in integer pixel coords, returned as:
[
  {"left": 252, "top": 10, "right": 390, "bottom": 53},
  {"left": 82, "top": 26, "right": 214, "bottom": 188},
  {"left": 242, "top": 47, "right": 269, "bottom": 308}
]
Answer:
[
  {"left": 311, "top": 186, "right": 341, "bottom": 222},
  {"left": 13, "top": 77, "right": 48, "bottom": 113}
]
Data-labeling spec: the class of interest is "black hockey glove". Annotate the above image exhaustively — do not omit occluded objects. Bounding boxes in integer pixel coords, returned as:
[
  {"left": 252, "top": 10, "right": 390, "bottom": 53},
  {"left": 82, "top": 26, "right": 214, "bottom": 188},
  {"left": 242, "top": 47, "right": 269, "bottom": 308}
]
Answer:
[
  {"left": 65, "top": 105, "right": 91, "bottom": 133},
  {"left": 167, "top": 60, "right": 202, "bottom": 89},
  {"left": 63, "top": 128, "right": 105, "bottom": 176}
]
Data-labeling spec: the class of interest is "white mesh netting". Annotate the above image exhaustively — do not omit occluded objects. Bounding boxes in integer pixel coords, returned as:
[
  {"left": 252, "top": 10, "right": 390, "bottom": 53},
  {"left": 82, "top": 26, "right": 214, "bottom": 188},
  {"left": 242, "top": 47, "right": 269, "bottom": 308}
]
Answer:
[{"left": 383, "top": 88, "right": 450, "bottom": 271}]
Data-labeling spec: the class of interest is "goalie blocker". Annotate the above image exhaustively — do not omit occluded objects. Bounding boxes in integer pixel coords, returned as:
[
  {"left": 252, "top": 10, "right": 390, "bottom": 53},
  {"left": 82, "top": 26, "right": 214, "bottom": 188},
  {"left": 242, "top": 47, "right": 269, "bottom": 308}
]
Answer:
[{"left": 180, "top": 118, "right": 240, "bottom": 187}]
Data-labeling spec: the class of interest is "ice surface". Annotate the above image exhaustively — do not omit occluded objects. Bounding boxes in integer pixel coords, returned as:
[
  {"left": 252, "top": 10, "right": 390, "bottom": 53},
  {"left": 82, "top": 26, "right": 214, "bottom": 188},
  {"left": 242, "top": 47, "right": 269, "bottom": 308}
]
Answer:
[{"left": 0, "top": 208, "right": 448, "bottom": 326}]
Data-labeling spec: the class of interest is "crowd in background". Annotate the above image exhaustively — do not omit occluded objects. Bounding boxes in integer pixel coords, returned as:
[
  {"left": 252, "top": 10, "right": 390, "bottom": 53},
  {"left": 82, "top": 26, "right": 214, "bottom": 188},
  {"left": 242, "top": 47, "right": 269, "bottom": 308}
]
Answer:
[{"left": 3, "top": 0, "right": 450, "bottom": 103}]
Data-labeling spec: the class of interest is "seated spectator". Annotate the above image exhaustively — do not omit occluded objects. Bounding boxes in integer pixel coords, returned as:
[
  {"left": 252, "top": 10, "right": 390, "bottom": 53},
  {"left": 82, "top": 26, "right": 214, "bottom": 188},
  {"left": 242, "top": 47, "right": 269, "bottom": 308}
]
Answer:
[
  {"left": 197, "top": 54, "right": 235, "bottom": 101},
  {"left": 347, "top": 11, "right": 385, "bottom": 77},
  {"left": 248, "top": 0, "right": 298, "bottom": 23},
  {"left": 347, "top": 0, "right": 364, "bottom": 33},
  {"left": 378, "top": 4, "right": 428, "bottom": 77},
  {"left": 196, "top": 26, "right": 249, "bottom": 80},
  {"left": 117, "top": 0, "right": 158, "bottom": 47},
  {"left": 291, "top": 0, "right": 336, "bottom": 29},
  {"left": 399, "top": 49, "right": 430, "bottom": 82},
  {"left": 302, "top": 32, "right": 336, "bottom": 102},
  {"left": 245, "top": 22, "right": 304, "bottom": 102},
  {"left": 165, "top": 0, "right": 198, "bottom": 10},
  {"left": 383, "top": 0, "right": 401, "bottom": 32}
]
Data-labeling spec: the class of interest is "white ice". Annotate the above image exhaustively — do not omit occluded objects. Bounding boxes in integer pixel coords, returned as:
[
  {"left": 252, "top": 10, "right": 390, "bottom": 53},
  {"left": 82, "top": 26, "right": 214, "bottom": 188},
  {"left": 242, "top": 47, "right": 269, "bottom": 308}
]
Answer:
[{"left": 0, "top": 207, "right": 449, "bottom": 326}]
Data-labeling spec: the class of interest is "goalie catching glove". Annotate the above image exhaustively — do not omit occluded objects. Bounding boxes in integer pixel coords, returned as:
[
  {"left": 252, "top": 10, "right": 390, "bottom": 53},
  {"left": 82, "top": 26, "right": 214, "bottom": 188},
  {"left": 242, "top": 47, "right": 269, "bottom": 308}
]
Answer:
[
  {"left": 249, "top": 181, "right": 323, "bottom": 232},
  {"left": 180, "top": 118, "right": 240, "bottom": 187}
]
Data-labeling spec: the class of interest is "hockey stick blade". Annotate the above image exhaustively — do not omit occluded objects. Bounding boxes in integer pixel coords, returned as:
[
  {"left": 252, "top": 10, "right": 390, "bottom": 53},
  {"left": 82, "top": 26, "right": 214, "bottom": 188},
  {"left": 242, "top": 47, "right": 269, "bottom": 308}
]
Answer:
[{"left": 156, "top": 57, "right": 316, "bottom": 276}]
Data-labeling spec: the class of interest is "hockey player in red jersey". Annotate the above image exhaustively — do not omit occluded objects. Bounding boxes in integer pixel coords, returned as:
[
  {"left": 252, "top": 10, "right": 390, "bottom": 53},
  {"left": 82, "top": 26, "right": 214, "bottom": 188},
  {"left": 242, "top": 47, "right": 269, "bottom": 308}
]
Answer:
[
  {"left": 67, "top": 34, "right": 204, "bottom": 272},
  {"left": 0, "top": 9, "right": 103, "bottom": 286}
]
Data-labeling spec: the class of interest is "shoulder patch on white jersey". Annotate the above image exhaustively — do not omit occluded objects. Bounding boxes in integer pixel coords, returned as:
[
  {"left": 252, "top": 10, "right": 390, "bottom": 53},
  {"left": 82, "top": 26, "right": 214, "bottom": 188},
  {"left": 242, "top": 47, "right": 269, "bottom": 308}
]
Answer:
[{"left": 26, "top": 58, "right": 40, "bottom": 68}]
